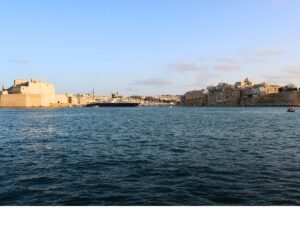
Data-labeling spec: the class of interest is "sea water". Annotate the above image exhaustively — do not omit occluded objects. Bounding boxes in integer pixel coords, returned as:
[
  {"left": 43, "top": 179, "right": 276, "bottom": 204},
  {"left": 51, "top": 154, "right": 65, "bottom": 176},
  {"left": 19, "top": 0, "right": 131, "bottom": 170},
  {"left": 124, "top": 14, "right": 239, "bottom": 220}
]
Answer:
[{"left": 0, "top": 107, "right": 299, "bottom": 205}]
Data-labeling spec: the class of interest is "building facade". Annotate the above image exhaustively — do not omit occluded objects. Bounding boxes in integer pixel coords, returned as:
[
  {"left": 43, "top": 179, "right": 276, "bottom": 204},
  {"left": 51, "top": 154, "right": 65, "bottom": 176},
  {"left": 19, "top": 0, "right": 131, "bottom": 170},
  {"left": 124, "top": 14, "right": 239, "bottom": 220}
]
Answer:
[
  {"left": 251, "top": 83, "right": 280, "bottom": 97},
  {"left": 207, "top": 83, "right": 241, "bottom": 106},
  {"left": 185, "top": 90, "right": 206, "bottom": 106}
]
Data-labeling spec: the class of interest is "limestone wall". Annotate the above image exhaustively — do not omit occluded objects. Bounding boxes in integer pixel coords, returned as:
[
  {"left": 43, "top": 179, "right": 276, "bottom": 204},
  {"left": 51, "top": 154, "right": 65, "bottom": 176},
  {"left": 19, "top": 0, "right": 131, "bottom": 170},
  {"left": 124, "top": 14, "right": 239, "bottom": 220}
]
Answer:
[
  {"left": 53, "top": 94, "right": 68, "bottom": 104},
  {"left": 0, "top": 94, "right": 70, "bottom": 108},
  {"left": 243, "top": 91, "right": 300, "bottom": 106},
  {"left": 48, "top": 95, "right": 69, "bottom": 107},
  {"left": 20, "top": 82, "right": 55, "bottom": 95},
  {"left": 207, "top": 93, "right": 217, "bottom": 106},
  {"left": 68, "top": 96, "right": 79, "bottom": 106},
  {"left": 0, "top": 94, "right": 28, "bottom": 107},
  {"left": 14, "top": 80, "right": 28, "bottom": 86},
  {"left": 185, "top": 90, "right": 207, "bottom": 106},
  {"left": 186, "top": 98, "right": 206, "bottom": 106},
  {"left": 224, "top": 94, "right": 241, "bottom": 106},
  {"left": 207, "top": 93, "right": 240, "bottom": 106}
]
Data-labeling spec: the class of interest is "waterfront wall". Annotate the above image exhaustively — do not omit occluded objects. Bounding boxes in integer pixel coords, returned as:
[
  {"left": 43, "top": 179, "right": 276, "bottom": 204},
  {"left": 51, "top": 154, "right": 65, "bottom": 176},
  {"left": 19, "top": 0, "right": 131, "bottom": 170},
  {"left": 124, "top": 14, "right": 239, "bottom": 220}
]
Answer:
[
  {"left": 0, "top": 94, "right": 70, "bottom": 108},
  {"left": 242, "top": 91, "right": 300, "bottom": 106},
  {"left": 185, "top": 90, "right": 206, "bottom": 106},
  {"left": 0, "top": 94, "right": 27, "bottom": 107},
  {"left": 183, "top": 78, "right": 300, "bottom": 107},
  {"left": 207, "top": 92, "right": 241, "bottom": 106},
  {"left": 184, "top": 91, "right": 300, "bottom": 107}
]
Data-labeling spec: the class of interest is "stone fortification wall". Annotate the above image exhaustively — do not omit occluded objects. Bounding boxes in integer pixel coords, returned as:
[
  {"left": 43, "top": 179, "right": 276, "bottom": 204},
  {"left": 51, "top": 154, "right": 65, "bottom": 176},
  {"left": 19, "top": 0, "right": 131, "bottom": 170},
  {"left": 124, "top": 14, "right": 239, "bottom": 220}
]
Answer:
[
  {"left": 8, "top": 80, "right": 55, "bottom": 95},
  {"left": 224, "top": 94, "right": 241, "bottom": 106},
  {"left": 186, "top": 98, "right": 206, "bottom": 106},
  {"left": 49, "top": 95, "right": 70, "bottom": 107},
  {"left": 0, "top": 94, "right": 69, "bottom": 108},
  {"left": 186, "top": 96, "right": 206, "bottom": 106},
  {"left": 20, "top": 82, "right": 55, "bottom": 95},
  {"left": 244, "top": 91, "right": 300, "bottom": 106},
  {"left": 207, "top": 93, "right": 240, "bottom": 106},
  {"left": 207, "top": 93, "right": 217, "bottom": 106},
  {"left": 196, "top": 91, "right": 300, "bottom": 107},
  {"left": 0, "top": 94, "right": 28, "bottom": 107},
  {"left": 185, "top": 90, "right": 206, "bottom": 106}
]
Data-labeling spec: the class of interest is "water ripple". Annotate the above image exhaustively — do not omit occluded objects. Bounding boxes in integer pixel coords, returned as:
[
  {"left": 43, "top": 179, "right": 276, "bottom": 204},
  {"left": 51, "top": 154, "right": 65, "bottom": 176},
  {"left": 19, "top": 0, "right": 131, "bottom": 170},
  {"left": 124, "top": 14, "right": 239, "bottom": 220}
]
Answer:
[{"left": 0, "top": 107, "right": 300, "bottom": 205}]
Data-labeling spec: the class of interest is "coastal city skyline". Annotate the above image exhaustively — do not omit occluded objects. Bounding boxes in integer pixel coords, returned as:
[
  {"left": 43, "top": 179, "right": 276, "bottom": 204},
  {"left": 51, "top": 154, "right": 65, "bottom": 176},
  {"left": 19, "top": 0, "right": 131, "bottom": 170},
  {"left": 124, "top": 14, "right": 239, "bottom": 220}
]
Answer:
[
  {"left": 1, "top": 0, "right": 300, "bottom": 95},
  {"left": 1, "top": 76, "right": 299, "bottom": 108}
]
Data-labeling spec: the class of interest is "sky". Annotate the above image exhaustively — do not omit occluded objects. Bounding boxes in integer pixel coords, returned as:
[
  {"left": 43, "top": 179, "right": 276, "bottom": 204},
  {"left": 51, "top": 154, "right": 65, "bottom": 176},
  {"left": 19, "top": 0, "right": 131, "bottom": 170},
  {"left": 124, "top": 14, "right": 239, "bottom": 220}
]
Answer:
[{"left": 1, "top": 0, "right": 300, "bottom": 95}]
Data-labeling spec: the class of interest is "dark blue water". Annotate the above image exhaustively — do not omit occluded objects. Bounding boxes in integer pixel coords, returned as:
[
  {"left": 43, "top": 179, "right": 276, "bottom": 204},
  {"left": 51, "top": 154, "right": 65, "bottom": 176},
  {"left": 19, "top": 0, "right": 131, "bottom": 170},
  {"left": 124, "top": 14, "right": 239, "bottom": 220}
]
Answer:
[{"left": 0, "top": 107, "right": 299, "bottom": 205}]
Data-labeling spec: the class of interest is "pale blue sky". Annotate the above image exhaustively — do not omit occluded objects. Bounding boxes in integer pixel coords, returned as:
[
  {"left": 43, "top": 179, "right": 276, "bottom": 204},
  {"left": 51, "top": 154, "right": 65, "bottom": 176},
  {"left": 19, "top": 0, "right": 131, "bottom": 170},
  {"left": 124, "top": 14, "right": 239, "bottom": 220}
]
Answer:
[{"left": 1, "top": 0, "right": 300, "bottom": 95}]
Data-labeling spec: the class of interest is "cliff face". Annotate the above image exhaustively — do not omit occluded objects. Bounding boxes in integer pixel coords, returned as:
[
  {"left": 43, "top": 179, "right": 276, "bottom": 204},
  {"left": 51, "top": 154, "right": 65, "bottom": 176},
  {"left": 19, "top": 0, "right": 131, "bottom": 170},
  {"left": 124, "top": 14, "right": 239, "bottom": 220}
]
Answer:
[{"left": 243, "top": 91, "right": 300, "bottom": 106}]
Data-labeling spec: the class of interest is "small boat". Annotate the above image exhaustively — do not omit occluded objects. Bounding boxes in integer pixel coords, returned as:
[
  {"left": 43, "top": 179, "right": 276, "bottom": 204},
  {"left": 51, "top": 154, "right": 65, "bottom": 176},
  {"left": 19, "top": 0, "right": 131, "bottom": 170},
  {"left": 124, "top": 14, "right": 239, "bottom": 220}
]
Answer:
[{"left": 287, "top": 107, "right": 296, "bottom": 112}]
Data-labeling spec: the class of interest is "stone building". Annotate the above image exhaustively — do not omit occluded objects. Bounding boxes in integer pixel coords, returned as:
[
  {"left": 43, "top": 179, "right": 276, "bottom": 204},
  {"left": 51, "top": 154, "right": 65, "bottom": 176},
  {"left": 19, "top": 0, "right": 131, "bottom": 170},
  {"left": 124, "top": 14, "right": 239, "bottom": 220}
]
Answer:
[
  {"left": 251, "top": 83, "right": 281, "bottom": 97},
  {"left": 234, "top": 77, "right": 255, "bottom": 89},
  {"left": 207, "top": 83, "right": 241, "bottom": 106},
  {"left": 0, "top": 79, "right": 76, "bottom": 108},
  {"left": 185, "top": 90, "right": 206, "bottom": 106}
]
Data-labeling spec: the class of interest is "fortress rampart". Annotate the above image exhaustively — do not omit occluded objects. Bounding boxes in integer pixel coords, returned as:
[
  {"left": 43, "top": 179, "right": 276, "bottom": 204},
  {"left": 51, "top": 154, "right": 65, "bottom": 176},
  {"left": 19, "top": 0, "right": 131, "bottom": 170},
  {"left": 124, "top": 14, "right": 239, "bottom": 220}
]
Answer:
[
  {"left": 0, "top": 79, "right": 76, "bottom": 108},
  {"left": 243, "top": 91, "right": 300, "bottom": 106}
]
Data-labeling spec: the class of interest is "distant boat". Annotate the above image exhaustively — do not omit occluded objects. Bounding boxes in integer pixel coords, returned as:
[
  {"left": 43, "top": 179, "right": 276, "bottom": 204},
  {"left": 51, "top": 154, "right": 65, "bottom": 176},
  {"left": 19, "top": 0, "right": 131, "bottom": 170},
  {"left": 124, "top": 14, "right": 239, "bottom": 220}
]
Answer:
[
  {"left": 85, "top": 93, "right": 140, "bottom": 107},
  {"left": 287, "top": 107, "right": 296, "bottom": 112}
]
